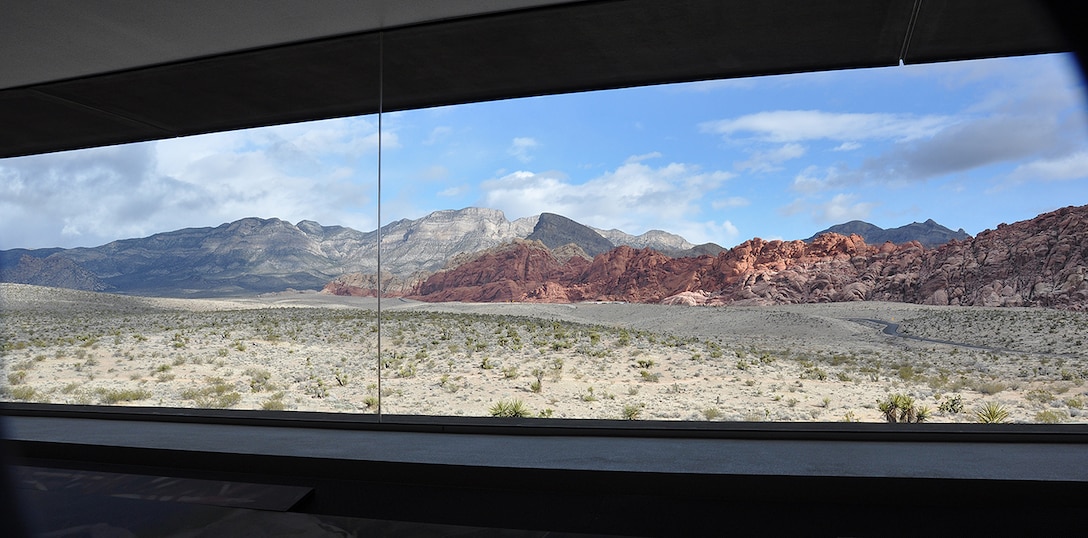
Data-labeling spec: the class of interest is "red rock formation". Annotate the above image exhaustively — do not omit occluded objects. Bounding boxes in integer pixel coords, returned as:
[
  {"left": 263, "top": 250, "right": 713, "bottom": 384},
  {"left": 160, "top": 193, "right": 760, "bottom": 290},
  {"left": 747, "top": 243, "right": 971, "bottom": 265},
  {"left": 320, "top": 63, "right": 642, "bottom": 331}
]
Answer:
[{"left": 325, "top": 205, "right": 1088, "bottom": 310}]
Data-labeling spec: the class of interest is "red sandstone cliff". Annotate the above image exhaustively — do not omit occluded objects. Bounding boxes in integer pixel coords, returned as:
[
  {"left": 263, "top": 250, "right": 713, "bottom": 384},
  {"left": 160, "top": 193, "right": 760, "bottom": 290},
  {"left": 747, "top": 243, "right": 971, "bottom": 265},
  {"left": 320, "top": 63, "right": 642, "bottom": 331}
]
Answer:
[{"left": 323, "top": 205, "right": 1088, "bottom": 310}]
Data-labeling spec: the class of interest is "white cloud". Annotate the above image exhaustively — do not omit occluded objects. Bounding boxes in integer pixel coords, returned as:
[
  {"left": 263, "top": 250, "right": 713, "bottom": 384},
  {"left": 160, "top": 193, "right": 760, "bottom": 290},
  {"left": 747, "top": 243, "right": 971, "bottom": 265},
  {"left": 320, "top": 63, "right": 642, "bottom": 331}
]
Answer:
[
  {"left": 508, "top": 137, "right": 539, "bottom": 163},
  {"left": 478, "top": 159, "right": 734, "bottom": 243},
  {"left": 735, "top": 143, "right": 806, "bottom": 172},
  {"left": 666, "top": 219, "right": 741, "bottom": 247},
  {"left": 819, "top": 193, "right": 876, "bottom": 222},
  {"left": 833, "top": 142, "right": 861, "bottom": 151},
  {"left": 779, "top": 193, "right": 876, "bottom": 224},
  {"left": 438, "top": 185, "right": 469, "bottom": 197},
  {"left": 625, "top": 152, "right": 662, "bottom": 164},
  {"left": 0, "top": 118, "right": 382, "bottom": 249},
  {"left": 1008, "top": 151, "right": 1088, "bottom": 182},
  {"left": 791, "top": 165, "right": 838, "bottom": 194},
  {"left": 700, "top": 110, "right": 953, "bottom": 143},
  {"left": 423, "top": 126, "right": 452, "bottom": 145},
  {"left": 711, "top": 196, "right": 750, "bottom": 209}
]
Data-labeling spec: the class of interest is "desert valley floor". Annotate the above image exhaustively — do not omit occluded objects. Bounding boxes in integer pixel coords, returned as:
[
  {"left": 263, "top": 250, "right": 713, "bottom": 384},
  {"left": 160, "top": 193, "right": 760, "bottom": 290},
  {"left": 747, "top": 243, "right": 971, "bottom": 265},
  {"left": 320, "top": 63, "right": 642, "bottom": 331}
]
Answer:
[{"left": 2, "top": 283, "right": 1087, "bottom": 423}]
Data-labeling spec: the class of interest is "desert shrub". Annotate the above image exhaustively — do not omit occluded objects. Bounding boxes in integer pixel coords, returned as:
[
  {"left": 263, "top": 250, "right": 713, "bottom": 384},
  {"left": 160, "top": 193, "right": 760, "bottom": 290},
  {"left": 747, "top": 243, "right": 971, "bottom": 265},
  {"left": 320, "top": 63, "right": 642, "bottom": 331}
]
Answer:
[
  {"left": 639, "top": 370, "right": 661, "bottom": 383},
  {"left": 622, "top": 403, "right": 643, "bottom": 420},
  {"left": 334, "top": 369, "right": 350, "bottom": 387},
  {"left": 245, "top": 368, "right": 272, "bottom": 392},
  {"left": 702, "top": 407, "right": 723, "bottom": 420},
  {"left": 261, "top": 392, "right": 287, "bottom": 411},
  {"left": 96, "top": 388, "right": 152, "bottom": 404},
  {"left": 1025, "top": 389, "right": 1054, "bottom": 403},
  {"left": 1034, "top": 409, "right": 1065, "bottom": 424},
  {"left": 975, "top": 380, "right": 1007, "bottom": 395},
  {"left": 8, "top": 386, "right": 38, "bottom": 401},
  {"left": 897, "top": 365, "right": 916, "bottom": 381},
  {"left": 938, "top": 394, "right": 964, "bottom": 414},
  {"left": 974, "top": 402, "right": 1010, "bottom": 424},
  {"left": 439, "top": 374, "right": 464, "bottom": 393},
  {"left": 363, "top": 395, "right": 380, "bottom": 410},
  {"left": 307, "top": 377, "right": 329, "bottom": 398},
  {"left": 489, "top": 399, "right": 532, "bottom": 418},
  {"left": 7, "top": 371, "right": 27, "bottom": 385},
  {"left": 396, "top": 363, "right": 416, "bottom": 378},
  {"left": 524, "top": 367, "right": 545, "bottom": 392},
  {"left": 182, "top": 377, "right": 242, "bottom": 408},
  {"left": 1064, "top": 396, "right": 1085, "bottom": 409}
]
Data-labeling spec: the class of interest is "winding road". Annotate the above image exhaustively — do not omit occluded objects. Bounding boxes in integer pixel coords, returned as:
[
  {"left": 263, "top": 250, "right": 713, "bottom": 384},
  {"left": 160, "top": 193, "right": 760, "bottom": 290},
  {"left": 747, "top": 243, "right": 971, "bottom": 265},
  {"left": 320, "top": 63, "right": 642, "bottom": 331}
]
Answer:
[{"left": 849, "top": 318, "right": 1015, "bottom": 353}]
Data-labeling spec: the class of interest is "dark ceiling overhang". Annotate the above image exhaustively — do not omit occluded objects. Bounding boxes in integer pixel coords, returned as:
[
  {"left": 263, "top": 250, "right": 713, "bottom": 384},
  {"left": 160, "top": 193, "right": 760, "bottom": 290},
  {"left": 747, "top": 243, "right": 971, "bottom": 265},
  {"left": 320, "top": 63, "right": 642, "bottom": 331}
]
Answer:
[{"left": 0, "top": 0, "right": 1071, "bottom": 159}]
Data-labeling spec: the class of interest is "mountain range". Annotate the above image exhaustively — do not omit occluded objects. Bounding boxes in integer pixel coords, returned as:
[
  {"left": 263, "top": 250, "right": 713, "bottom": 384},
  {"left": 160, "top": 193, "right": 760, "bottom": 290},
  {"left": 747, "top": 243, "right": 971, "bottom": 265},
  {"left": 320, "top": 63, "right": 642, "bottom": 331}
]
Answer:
[
  {"left": 329, "top": 205, "right": 1087, "bottom": 310},
  {"left": 804, "top": 219, "right": 969, "bottom": 248},
  {"left": 0, "top": 208, "right": 703, "bottom": 297},
  {"left": 14, "top": 204, "right": 1075, "bottom": 309}
]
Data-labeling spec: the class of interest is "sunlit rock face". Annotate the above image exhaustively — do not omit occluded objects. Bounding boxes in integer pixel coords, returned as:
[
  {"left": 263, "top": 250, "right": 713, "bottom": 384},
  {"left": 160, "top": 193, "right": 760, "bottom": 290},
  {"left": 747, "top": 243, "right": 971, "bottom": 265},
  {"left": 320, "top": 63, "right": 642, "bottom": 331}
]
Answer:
[{"left": 392, "top": 205, "right": 1088, "bottom": 311}]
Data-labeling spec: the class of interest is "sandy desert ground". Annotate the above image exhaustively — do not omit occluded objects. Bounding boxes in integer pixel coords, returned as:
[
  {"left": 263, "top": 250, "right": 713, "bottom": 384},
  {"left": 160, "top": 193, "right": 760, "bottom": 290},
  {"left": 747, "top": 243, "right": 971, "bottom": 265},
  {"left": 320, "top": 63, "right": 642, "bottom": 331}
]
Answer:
[{"left": 2, "top": 282, "right": 1087, "bottom": 423}]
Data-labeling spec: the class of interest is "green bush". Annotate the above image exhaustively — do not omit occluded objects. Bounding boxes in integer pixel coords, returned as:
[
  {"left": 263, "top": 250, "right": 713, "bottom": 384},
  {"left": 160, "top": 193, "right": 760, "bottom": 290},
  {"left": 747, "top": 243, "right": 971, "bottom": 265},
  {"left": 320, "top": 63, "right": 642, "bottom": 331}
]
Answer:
[{"left": 938, "top": 394, "right": 964, "bottom": 414}]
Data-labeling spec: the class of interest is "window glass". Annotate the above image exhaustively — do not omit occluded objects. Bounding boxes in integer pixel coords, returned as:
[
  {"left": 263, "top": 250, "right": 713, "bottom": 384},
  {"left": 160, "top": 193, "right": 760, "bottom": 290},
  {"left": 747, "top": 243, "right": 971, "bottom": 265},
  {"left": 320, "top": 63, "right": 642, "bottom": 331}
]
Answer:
[
  {"left": 2, "top": 53, "right": 1087, "bottom": 423},
  {"left": 0, "top": 116, "right": 382, "bottom": 413},
  {"left": 375, "top": 53, "right": 1088, "bottom": 422}
]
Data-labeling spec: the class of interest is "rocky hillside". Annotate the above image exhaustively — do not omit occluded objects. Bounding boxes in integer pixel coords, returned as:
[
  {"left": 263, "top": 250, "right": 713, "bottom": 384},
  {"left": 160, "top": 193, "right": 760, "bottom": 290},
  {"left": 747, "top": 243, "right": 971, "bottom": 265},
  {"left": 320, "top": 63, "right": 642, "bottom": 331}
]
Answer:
[
  {"left": 526, "top": 213, "right": 614, "bottom": 257},
  {"left": 351, "top": 205, "right": 1087, "bottom": 310},
  {"left": 1, "top": 207, "right": 704, "bottom": 297},
  {"left": 805, "top": 218, "right": 970, "bottom": 248}
]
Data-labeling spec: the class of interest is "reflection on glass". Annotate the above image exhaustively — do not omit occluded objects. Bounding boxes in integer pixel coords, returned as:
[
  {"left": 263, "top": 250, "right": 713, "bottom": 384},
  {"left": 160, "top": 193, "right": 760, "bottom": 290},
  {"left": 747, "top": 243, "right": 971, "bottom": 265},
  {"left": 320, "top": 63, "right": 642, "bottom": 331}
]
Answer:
[{"left": 2, "top": 53, "right": 1087, "bottom": 423}]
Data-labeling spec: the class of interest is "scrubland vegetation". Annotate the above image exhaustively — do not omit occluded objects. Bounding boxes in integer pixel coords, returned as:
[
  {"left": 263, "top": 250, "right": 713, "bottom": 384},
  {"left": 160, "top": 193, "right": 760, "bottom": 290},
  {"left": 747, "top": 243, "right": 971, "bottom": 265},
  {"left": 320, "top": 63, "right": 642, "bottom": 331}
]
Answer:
[{"left": 1, "top": 284, "right": 1086, "bottom": 423}]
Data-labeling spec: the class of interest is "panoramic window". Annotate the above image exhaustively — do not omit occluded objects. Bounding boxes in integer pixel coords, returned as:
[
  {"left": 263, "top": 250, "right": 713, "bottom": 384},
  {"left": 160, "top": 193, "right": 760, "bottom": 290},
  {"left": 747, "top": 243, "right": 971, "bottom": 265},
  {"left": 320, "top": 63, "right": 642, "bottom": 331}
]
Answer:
[{"left": 2, "top": 53, "right": 1087, "bottom": 424}]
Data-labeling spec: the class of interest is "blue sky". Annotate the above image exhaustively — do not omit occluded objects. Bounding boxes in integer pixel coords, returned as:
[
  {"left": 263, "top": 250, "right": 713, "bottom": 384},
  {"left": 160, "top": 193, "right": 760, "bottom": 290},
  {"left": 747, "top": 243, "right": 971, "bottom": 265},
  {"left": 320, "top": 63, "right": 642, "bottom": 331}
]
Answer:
[{"left": 2, "top": 53, "right": 1086, "bottom": 250}]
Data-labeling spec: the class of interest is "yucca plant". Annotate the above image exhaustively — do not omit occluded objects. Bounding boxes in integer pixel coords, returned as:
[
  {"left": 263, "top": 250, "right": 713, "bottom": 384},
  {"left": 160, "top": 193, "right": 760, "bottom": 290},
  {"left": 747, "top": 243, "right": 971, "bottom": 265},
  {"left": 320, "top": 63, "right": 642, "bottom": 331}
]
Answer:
[
  {"left": 878, "top": 393, "right": 924, "bottom": 423},
  {"left": 490, "top": 399, "right": 532, "bottom": 418},
  {"left": 974, "top": 402, "right": 1010, "bottom": 424}
]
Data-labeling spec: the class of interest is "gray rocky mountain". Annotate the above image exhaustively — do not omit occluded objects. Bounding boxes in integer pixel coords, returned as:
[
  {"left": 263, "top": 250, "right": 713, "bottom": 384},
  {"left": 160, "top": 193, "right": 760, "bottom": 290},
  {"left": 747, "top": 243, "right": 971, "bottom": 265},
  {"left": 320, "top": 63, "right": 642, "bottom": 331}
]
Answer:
[
  {"left": 594, "top": 227, "right": 697, "bottom": 256},
  {"left": 526, "top": 213, "right": 614, "bottom": 257},
  {"left": 379, "top": 207, "right": 538, "bottom": 274},
  {"left": 805, "top": 219, "right": 969, "bottom": 248},
  {"left": 3, "top": 207, "right": 702, "bottom": 297},
  {"left": 0, "top": 253, "right": 110, "bottom": 291}
]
